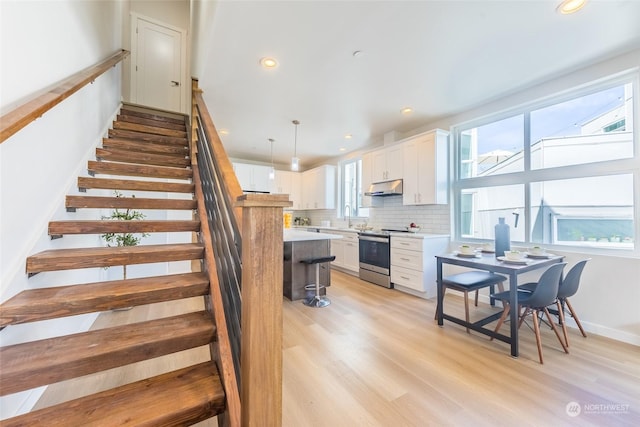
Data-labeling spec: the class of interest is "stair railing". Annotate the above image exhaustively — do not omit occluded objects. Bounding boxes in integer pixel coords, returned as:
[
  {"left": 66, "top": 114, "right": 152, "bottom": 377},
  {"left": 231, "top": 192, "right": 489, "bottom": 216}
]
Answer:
[
  {"left": 191, "top": 79, "right": 290, "bottom": 426},
  {"left": 0, "top": 49, "right": 129, "bottom": 144}
]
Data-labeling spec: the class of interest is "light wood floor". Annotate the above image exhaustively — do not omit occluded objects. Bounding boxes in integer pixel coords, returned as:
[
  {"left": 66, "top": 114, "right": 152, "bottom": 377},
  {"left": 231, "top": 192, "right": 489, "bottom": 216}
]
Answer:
[{"left": 34, "top": 270, "right": 640, "bottom": 426}]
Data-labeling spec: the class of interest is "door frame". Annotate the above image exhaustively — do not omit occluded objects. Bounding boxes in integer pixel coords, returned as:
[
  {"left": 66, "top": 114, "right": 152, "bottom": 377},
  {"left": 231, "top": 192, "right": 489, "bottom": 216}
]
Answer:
[{"left": 130, "top": 13, "right": 188, "bottom": 113}]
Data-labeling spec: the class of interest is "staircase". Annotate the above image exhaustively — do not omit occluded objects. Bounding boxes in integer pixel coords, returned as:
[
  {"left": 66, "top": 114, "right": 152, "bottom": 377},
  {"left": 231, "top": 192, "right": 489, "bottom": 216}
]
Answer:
[{"left": 0, "top": 105, "right": 228, "bottom": 425}]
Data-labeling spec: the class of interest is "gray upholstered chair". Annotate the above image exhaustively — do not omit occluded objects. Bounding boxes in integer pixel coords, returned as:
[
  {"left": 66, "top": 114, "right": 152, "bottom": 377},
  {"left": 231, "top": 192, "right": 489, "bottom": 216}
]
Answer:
[{"left": 491, "top": 263, "right": 568, "bottom": 364}]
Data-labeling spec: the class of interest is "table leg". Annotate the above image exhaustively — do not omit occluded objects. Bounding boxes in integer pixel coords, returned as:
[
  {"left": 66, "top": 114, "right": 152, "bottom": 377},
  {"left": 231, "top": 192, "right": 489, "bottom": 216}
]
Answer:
[
  {"left": 509, "top": 272, "right": 519, "bottom": 357},
  {"left": 437, "top": 259, "right": 443, "bottom": 326}
]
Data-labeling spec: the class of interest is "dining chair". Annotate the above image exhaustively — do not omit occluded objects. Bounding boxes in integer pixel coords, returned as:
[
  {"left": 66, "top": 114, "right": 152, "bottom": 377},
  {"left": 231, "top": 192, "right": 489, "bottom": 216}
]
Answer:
[
  {"left": 491, "top": 263, "right": 568, "bottom": 364},
  {"left": 435, "top": 271, "right": 506, "bottom": 333},
  {"left": 518, "top": 259, "right": 589, "bottom": 347}
]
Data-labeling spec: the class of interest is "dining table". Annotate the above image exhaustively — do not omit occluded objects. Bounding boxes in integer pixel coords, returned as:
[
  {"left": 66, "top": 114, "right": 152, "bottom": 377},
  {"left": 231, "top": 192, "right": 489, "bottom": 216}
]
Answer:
[{"left": 435, "top": 251, "right": 565, "bottom": 357}]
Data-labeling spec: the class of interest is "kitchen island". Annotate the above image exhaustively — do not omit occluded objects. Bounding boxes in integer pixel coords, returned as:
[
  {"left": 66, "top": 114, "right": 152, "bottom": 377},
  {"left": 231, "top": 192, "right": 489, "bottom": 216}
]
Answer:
[{"left": 283, "top": 229, "right": 342, "bottom": 301}]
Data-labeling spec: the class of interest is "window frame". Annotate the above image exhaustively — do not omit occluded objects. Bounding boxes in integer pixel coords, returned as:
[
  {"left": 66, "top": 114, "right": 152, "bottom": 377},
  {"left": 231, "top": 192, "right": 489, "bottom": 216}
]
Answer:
[
  {"left": 451, "top": 70, "right": 639, "bottom": 255},
  {"left": 338, "top": 157, "right": 369, "bottom": 220}
]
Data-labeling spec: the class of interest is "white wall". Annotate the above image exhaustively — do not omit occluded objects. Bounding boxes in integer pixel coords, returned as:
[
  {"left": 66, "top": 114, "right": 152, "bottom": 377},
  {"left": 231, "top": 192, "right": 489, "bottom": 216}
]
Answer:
[
  {"left": 0, "top": 0, "right": 125, "bottom": 418},
  {"left": 415, "top": 48, "right": 640, "bottom": 346}
]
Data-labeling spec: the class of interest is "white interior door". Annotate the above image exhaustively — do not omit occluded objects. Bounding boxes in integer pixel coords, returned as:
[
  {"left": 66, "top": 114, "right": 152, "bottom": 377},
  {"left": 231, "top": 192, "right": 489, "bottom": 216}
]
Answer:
[{"left": 132, "top": 16, "right": 184, "bottom": 112}]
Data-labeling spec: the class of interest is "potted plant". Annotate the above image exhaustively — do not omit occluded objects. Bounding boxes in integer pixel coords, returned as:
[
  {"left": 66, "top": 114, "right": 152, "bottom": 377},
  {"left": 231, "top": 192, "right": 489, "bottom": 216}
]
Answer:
[{"left": 101, "top": 191, "right": 149, "bottom": 280}]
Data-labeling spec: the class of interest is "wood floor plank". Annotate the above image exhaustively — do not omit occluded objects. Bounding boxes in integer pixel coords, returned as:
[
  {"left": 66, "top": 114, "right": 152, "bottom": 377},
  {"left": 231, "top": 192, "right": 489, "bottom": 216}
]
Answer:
[{"left": 27, "top": 270, "right": 640, "bottom": 426}]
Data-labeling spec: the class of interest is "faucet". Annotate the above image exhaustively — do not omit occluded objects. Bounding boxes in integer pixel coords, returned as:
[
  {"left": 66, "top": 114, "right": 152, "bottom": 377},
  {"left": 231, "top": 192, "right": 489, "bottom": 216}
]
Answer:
[{"left": 345, "top": 204, "right": 352, "bottom": 228}]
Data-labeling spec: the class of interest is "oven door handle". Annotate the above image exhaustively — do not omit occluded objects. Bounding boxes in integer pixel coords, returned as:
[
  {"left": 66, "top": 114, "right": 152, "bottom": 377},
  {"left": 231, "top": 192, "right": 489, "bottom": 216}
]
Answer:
[{"left": 359, "top": 235, "right": 389, "bottom": 243}]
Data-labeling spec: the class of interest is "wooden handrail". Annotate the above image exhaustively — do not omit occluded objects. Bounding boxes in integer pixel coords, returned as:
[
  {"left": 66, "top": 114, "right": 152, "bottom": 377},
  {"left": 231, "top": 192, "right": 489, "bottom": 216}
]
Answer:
[
  {"left": 192, "top": 88, "right": 244, "bottom": 224},
  {"left": 0, "top": 49, "right": 129, "bottom": 144}
]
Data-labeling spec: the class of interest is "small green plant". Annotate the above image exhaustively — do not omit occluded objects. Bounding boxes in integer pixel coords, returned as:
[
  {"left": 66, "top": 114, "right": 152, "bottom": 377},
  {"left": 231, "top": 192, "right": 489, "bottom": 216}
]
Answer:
[{"left": 101, "top": 191, "right": 149, "bottom": 280}]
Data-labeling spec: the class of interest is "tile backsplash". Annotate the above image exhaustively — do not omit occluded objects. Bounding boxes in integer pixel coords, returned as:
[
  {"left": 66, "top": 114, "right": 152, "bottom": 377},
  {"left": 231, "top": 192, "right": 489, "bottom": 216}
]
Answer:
[{"left": 291, "top": 195, "right": 450, "bottom": 234}]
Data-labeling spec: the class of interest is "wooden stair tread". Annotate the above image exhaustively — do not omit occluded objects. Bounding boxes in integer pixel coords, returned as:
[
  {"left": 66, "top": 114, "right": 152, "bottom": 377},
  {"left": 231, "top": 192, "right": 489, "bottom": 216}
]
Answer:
[
  {"left": 108, "top": 128, "right": 187, "bottom": 146},
  {"left": 26, "top": 243, "right": 204, "bottom": 274},
  {"left": 66, "top": 195, "right": 196, "bottom": 210},
  {"left": 102, "top": 137, "right": 189, "bottom": 156},
  {"left": 1, "top": 362, "right": 225, "bottom": 427},
  {"left": 77, "top": 177, "right": 194, "bottom": 193},
  {"left": 0, "top": 311, "right": 215, "bottom": 396},
  {"left": 117, "top": 113, "right": 186, "bottom": 131},
  {"left": 96, "top": 147, "right": 190, "bottom": 168},
  {"left": 120, "top": 107, "right": 186, "bottom": 125},
  {"left": 88, "top": 160, "right": 193, "bottom": 179},
  {"left": 113, "top": 120, "right": 187, "bottom": 138},
  {"left": 49, "top": 219, "right": 200, "bottom": 236},
  {"left": 0, "top": 272, "right": 209, "bottom": 326}
]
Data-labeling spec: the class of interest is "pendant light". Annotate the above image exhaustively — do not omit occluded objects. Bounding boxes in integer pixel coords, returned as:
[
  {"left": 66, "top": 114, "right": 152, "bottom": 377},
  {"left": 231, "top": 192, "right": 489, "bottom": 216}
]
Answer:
[
  {"left": 268, "top": 138, "right": 275, "bottom": 180},
  {"left": 291, "top": 120, "right": 300, "bottom": 171}
]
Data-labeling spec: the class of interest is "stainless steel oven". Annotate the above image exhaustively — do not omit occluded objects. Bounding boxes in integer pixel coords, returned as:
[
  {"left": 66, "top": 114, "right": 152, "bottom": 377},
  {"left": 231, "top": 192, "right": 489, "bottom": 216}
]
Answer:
[{"left": 358, "top": 232, "right": 392, "bottom": 288}]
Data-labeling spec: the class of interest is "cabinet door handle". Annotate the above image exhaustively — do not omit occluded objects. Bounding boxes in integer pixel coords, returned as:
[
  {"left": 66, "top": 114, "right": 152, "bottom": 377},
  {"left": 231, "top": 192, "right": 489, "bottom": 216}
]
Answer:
[
  {"left": 401, "top": 276, "right": 411, "bottom": 280},
  {"left": 400, "top": 242, "right": 410, "bottom": 246},
  {"left": 401, "top": 257, "right": 411, "bottom": 261},
  {"left": 171, "top": 80, "right": 180, "bottom": 86}
]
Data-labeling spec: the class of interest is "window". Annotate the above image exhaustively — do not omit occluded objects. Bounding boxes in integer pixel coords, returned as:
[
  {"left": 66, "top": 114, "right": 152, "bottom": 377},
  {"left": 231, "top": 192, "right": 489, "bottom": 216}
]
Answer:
[
  {"left": 453, "top": 74, "right": 637, "bottom": 251},
  {"left": 340, "top": 158, "right": 369, "bottom": 219}
]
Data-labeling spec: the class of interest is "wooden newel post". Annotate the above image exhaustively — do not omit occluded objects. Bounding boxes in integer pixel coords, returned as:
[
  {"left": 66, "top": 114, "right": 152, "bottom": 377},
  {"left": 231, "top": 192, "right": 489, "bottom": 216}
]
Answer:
[{"left": 236, "top": 193, "right": 292, "bottom": 427}]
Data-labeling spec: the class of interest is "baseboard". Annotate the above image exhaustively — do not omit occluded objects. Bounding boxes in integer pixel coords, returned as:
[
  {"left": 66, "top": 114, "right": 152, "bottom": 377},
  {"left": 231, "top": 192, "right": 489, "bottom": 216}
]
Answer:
[{"left": 476, "top": 294, "right": 640, "bottom": 347}]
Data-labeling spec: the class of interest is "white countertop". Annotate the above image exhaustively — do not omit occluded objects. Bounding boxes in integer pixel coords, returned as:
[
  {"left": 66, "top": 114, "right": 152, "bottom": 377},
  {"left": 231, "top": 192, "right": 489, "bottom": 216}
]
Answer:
[
  {"left": 292, "top": 226, "right": 449, "bottom": 240},
  {"left": 284, "top": 229, "right": 344, "bottom": 242}
]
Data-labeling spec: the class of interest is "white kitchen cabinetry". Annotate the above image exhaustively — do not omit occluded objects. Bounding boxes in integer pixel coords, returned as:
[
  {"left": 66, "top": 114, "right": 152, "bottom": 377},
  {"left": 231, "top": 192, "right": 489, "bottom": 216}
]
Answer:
[
  {"left": 371, "top": 145, "right": 403, "bottom": 182},
  {"left": 301, "top": 165, "right": 336, "bottom": 210},
  {"left": 390, "top": 234, "right": 449, "bottom": 298},
  {"left": 274, "top": 170, "right": 303, "bottom": 210},
  {"left": 232, "top": 162, "right": 273, "bottom": 193},
  {"left": 402, "top": 129, "right": 449, "bottom": 205},
  {"left": 326, "top": 230, "right": 359, "bottom": 275}
]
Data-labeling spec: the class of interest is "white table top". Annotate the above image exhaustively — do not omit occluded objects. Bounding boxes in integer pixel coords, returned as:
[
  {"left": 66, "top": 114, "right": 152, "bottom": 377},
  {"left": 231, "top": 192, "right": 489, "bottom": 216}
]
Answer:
[{"left": 283, "top": 229, "right": 344, "bottom": 242}]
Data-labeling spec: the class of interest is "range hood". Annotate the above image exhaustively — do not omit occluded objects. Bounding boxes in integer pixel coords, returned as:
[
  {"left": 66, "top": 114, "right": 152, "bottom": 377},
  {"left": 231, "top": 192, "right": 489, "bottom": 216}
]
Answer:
[{"left": 365, "top": 179, "right": 403, "bottom": 196}]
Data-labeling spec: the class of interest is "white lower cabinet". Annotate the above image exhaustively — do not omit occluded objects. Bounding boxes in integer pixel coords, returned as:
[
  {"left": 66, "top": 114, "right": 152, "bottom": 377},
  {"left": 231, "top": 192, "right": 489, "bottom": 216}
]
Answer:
[
  {"left": 390, "top": 234, "right": 449, "bottom": 298},
  {"left": 326, "top": 230, "right": 359, "bottom": 275}
]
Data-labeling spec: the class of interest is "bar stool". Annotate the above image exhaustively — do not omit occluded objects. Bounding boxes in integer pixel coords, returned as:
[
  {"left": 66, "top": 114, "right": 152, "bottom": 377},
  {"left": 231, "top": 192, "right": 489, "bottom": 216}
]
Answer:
[
  {"left": 301, "top": 255, "right": 336, "bottom": 308},
  {"left": 435, "top": 271, "right": 506, "bottom": 333}
]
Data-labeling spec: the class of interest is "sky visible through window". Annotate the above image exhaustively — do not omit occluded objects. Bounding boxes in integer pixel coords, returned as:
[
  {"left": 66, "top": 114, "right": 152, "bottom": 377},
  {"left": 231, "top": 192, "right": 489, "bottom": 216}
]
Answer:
[{"left": 477, "top": 86, "right": 626, "bottom": 153}]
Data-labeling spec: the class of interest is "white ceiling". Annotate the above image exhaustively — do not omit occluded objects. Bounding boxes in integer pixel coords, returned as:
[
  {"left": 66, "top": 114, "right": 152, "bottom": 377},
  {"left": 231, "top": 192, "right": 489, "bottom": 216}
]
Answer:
[{"left": 199, "top": 0, "right": 640, "bottom": 169}]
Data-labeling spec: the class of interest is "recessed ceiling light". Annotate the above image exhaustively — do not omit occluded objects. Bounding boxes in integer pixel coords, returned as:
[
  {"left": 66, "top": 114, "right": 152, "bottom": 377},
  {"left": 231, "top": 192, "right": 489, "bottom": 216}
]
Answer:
[
  {"left": 401, "top": 107, "right": 414, "bottom": 115},
  {"left": 259, "top": 57, "right": 278, "bottom": 69},
  {"left": 556, "top": 0, "right": 586, "bottom": 14},
  {"left": 219, "top": 129, "right": 229, "bottom": 135},
  {"left": 344, "top": 133, "right": 353, "bottom": 139},
  {"left": 339, "top": 147, "right": 346, "bottom": 152}
]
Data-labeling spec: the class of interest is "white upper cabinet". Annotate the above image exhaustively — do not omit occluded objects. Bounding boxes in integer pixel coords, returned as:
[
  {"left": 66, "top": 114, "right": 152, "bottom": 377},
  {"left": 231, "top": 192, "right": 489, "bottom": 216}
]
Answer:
[
  {"left": 402, "top": 129, "right": 449, "bottom": 205},
  {"left": 274, "top": 170, "right": 303, "bottom": 210},
  {"left": 371, "top": 145, "right": 403, "bottom": 182},
  {"left": 232, "top": 162, "right": 274, "bottom": 193},
  {"left": 301, "top": 165, "right": 336, "bottom": 210}
]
